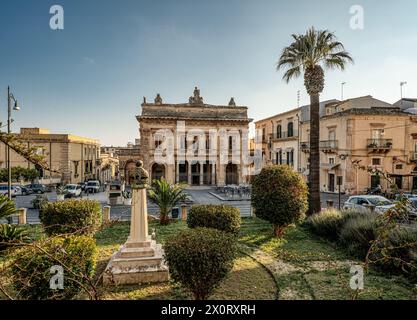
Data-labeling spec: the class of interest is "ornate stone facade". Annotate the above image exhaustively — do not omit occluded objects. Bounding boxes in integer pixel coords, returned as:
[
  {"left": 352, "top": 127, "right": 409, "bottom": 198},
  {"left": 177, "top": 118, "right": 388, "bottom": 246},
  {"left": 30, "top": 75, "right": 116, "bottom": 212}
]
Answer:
[{"left": 136, "top": 88, "right": 252, "bottom": 186}]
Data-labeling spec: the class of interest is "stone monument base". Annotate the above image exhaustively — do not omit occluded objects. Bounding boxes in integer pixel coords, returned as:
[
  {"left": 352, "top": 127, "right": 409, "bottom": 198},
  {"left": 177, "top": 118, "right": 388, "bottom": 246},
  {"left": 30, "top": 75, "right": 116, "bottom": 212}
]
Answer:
[{"left": 103, "top": 235, "right": 169, "bottom": 285}]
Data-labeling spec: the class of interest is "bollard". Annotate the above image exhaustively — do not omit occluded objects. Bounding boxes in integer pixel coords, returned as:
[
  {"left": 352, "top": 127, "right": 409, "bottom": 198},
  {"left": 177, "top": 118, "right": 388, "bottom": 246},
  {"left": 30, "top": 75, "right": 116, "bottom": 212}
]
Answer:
[
  {"left": 181, "top": 204, "right": 188, "bottom": 221},
  {"left": 103, "top": 206, "right": 111, "bottom": 223},
  {"left": 18, "top": 208, "right": 27, "bottom": 225}
]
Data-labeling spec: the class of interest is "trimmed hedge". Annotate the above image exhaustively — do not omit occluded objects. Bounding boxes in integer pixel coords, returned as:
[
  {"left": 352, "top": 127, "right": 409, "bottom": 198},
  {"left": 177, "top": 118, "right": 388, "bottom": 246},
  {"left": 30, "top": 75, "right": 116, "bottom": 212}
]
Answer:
[
  {"left": 187, "top": 205, "right": 241, "bottom": 234},
  {"left": 11, "top": 235, "right": 97, "bottom": 300},
  {"left": 252, "top": 165, "right": 308, "bottom": 237},
  {"left": 40, "top": 199, "right": 102, "bottom": 236},
  {"left": 164, "top": 227, "right": 237, "bottom": 300},
  {"left": 304, "top": 209, "right": 344, "bottom": 241}
]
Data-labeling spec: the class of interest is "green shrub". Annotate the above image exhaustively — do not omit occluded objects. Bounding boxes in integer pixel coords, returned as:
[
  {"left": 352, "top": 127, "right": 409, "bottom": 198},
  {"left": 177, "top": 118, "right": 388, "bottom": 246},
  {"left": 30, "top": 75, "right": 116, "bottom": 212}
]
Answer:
[
  {"left": 251, "top": 165, "right": 308, "bottom": 237},
  {"left": 32, "top": 195, "right": 48, "bottom": 210},
  {"left": 187, "top": 205, "right": 241, "bottom": 235},
  {"left": 0, "top": 224, "right": 30, "bottom": 252},
  {"left": 40, "top": 199, "right": 102, "bottom": 236},
  {"left": 11, "top": 235, "right": 97, "bottom": 300},
  {"left": 164, "top": 227, "right": 237, "bottom": 300},
  {"left": 339, "top": 212, "right": 380, "bottom": 258},
  {"left": 378, "top": 226, "right": 417, "bottom": 278},
  {"left": 304, "top": 209, "right": 345, "bottom": 241}
]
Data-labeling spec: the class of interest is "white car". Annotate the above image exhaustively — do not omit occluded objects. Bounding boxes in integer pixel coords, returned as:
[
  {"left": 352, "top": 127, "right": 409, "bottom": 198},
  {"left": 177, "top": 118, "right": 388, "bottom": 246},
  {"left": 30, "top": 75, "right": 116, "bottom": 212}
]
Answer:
[
  {"left": 85, "top": 180, "right": 100, "bottom": 193},
  {"left": 64, "top": 184, "right": 82, "bottom": 197},
  {"left": 0, "top": 185, "right": 19, "bottom": 197},
  {"left": 343, "top": 195, "right": 394, "bottom": 214}
]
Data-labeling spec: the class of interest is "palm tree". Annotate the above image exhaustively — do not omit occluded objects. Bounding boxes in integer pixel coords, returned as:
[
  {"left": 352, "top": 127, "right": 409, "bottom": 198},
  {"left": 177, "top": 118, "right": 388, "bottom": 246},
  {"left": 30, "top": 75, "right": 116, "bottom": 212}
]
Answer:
[
  {"left": 0, "top": 194, "right": 16, "bottom": 224},
  {"left": 277, "top": 27, "right": 353, "bottom": 215},
  {"left": 148, "top": 178, "right": 189, "bottom": 225}
]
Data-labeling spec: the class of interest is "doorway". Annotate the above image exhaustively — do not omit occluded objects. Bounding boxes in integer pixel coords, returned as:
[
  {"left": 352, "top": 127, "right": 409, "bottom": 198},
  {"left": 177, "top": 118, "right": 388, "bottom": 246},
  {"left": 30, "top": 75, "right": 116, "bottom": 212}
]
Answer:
[{"left": 328, "top": 173, "right": 335, "bottom": 192}]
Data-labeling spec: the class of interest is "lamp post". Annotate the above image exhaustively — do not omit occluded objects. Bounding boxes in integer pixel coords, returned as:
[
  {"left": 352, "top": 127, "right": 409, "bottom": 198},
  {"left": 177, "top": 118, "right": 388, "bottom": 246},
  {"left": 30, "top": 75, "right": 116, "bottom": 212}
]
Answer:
[{"left": 6, "top": 86, "right": 20, "bottom": 200}]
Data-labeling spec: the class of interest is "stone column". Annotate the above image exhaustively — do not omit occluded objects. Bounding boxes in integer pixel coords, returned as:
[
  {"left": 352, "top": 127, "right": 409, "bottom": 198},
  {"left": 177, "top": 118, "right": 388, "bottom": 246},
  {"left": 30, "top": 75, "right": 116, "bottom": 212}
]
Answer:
[
  {"left": 188, "top": 162, "right": 192, "bottom": 185},
  {"left": 103, "top": 206, "right": 111, "bottom": 223},
  {"left": 211, "top": 163, "right": 216, "bottom": 185},
  {"left": 199, "top": 162, "right": 204, "bottom": 185},
  {"left": 18, "top": 208, "right": 27, "bottom": 225},
  {"left": 128, "top": 188, "right": 148, "bottom": 244},
  {"left": 175, "top": 161, "right": 179, "bottom": 184}
]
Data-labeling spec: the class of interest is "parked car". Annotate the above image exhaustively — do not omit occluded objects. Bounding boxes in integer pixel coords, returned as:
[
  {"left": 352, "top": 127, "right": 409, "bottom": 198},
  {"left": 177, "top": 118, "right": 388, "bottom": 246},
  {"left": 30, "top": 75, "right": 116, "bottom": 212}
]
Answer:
[
  {"left": 20, "top": 186, "right": 34, "bottom": 196},
  {"left": 394, "top": 193, "right": 417, "bottom": 201},
  {"left": 85, "top": 180, "right": 100, "bottom": 193},
  {"left": 0, "top": 185, "right": 19, "bottom": 197},
  {"left": 64, "top": 184, "right": 82, "bottom": 198},
  {"left": 343, "top": 195, "right": 394, "bottom": 214},
  {"left": 25, "top": 184, "right": 46, "bottom": 194},
  {"left": 78, "top": 182, "right": 86, "bottom": 192}
]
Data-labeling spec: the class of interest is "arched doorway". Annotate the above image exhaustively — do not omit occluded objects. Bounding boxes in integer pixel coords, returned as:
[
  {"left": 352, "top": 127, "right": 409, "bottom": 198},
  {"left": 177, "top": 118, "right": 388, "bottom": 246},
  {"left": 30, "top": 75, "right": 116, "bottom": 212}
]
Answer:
[
  {"left": 226, "top": 163, "right": 238, "bottom": 185},
  {"left": 178, "top": 161, "right": 188, "bottom": 184},
  {"left": 151, "top": 163, "right": 165, "bottom": 181}
]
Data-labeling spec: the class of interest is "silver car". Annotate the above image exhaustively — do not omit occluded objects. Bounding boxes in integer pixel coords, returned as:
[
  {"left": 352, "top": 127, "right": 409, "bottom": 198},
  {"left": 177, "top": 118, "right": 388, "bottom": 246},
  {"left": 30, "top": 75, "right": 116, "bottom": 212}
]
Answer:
[{"left": 343, "top": 195, "right": 394, "bottom": 214}]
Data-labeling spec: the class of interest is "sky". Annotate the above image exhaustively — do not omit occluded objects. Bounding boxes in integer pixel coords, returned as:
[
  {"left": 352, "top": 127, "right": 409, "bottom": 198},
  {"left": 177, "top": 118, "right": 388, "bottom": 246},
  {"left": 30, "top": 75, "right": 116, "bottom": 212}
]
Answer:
[{"left": 0, "top": 0, "right": 416, "bottom": 146}]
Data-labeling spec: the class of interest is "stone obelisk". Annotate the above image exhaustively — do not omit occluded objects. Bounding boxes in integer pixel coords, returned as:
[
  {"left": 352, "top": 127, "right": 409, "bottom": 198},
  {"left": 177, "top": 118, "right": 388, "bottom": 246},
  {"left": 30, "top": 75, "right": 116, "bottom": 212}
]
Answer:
[{"left": 103, "top": 161, "right": 169, "bottom": 285}]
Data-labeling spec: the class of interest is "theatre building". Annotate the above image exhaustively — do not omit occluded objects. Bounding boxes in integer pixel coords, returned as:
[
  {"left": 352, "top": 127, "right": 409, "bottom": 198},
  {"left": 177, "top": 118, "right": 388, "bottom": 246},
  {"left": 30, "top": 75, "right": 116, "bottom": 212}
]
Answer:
[{"left": 137, "top": 87, "right": 252, "bottom": 186}]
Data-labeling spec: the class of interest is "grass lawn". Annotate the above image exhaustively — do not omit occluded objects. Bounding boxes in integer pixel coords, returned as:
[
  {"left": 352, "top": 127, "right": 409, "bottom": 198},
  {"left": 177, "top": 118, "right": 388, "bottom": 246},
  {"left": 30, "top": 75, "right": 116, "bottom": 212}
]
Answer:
[{"left": 1, "top": 217, "right": 416, "bottom": 300}]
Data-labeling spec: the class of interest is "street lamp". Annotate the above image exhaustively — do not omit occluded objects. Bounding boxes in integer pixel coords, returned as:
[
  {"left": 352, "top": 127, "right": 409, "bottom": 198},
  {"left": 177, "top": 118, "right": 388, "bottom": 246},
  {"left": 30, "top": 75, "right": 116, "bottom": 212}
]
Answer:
[{"left": 6, "top": 86, "right": 20, "bottom": 200}]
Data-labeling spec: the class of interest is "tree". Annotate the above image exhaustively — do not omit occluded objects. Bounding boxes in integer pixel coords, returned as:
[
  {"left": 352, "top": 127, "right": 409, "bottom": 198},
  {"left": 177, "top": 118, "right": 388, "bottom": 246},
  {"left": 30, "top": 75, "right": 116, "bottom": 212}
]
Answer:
[
  {"left": 277, "top": 27, "right": 353, "bottom": 215},
  {"left": 251, "top": 165, "right": 308, "bottom": 238},
  {"left": 148, "top": 178, "right": 189, "bottom": 225}
]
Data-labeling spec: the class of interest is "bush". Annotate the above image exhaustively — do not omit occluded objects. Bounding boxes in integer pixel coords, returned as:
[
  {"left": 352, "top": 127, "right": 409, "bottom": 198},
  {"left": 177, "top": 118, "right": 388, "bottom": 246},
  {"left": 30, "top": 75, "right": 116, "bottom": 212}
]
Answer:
[
  {"left": 11, "top": 235, "right": 97, "bottom": 300},
  {"left": 339, "top": 212, "right": 380, "bottom": 258},
  {"left": 164, "top": 227, "right": 237, "bottom": 300},
  {"left": 304, "top": 209, "right": 345, "bottom": 241},
  {"left": 251, "top": 165, "right": 308, "bottom": 237},
  {"left": 32, "top": 195, "right": 48, "bottom": 210},
  {"left": 40, "top": 199, "right": 102, "bottom": 236},
  {"left": 188, "top": 205, "right": 241, "bottom": 235},
  {"left": 0, "top": 224, "right": 30, "bottom": 252},
  {"left": 378, "top": 226, "right": 417, "bottom": 277}
]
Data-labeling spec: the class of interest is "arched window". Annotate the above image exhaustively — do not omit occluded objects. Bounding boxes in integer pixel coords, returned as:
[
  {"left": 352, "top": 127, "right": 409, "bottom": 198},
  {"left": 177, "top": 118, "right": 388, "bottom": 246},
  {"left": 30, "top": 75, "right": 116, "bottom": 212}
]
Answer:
[
  {"left": 287, "top": 122, "right": 294, "bottom": 137},
  {"left": 276, "top": 125, "right": 282, "bottom": 139}
]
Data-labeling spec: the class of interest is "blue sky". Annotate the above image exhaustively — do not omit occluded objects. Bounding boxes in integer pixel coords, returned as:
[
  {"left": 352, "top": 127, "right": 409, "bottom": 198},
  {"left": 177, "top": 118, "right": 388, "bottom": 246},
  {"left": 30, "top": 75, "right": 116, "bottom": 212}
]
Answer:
[{"left": 0, "top": 0, "right": 416, "bottom": 145}]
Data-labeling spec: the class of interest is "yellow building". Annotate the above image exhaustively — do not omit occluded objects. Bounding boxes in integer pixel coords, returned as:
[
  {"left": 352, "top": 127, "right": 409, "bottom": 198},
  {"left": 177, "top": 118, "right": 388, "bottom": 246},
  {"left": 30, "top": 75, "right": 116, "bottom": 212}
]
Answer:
[
  {"left": 257, "top": 96, "right": 417, "bottom": 195},
  {"left": 0, "top": 128, "right": 100, "bottom": 184}
]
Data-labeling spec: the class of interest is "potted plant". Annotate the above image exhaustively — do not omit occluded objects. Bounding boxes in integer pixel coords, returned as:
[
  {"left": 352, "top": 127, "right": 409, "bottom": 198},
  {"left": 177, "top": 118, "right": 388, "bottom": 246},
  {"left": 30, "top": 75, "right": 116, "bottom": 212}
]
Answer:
[{"left": 56, "top": 185, "right": 66, "bottom": 201}]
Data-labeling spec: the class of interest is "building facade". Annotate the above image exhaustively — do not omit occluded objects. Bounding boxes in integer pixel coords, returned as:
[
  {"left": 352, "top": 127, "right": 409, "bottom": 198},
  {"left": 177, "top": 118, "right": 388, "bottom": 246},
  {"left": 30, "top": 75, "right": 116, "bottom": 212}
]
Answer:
[
  {"left": 257, "top": 96, "right": 417, "bottom": 195},
  {"left": 137, "top": 87, "right": 252, "bottom": 186},
  {"left": 0, "top": 128, "right": 100, "bottom": 184}
]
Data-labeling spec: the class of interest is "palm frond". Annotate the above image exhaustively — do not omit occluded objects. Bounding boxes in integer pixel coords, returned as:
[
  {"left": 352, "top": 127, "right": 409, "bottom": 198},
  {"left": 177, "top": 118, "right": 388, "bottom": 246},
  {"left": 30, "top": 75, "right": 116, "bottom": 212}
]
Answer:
[{"left": 0, "top": 195, "right": 16, "bottom": 220}]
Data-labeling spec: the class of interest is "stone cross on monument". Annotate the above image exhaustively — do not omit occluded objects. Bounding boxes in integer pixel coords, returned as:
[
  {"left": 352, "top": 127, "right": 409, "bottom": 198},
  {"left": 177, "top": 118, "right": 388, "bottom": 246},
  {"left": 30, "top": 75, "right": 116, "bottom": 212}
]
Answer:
[{"left": 103, "top": 160, "right": 169, "bottom": 285}]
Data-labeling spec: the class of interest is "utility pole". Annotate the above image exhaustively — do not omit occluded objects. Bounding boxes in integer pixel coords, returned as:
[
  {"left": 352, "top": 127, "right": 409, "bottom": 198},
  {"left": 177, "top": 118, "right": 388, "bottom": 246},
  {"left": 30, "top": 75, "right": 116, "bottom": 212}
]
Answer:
[{"left": 6, "top": 86, "right": 20, "bottom": 200}]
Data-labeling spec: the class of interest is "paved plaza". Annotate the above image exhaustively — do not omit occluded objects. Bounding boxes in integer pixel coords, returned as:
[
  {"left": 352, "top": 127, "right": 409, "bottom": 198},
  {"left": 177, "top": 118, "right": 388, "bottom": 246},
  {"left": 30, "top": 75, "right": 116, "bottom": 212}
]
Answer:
[{"left": 6, "top": 188, "right": 348, "bottom": 224}]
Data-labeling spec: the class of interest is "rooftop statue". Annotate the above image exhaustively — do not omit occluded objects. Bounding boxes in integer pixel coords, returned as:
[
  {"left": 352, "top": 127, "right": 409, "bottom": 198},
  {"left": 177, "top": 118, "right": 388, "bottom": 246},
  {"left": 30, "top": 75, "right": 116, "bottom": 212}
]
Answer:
[
  {"left": 189, "top": 86, "right": 203, "bottom": 104},
  {"left": 229, "top": 97, "right": 236, "bottom": 106},
  {"left": 154, "top": 93, "right": 163, "bottom": 105}
]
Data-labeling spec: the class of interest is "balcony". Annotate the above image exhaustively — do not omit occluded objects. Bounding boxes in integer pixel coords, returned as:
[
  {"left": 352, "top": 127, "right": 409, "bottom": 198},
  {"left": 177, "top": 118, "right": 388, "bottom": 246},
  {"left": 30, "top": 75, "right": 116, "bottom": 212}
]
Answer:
[
  {"left": 319, "top": 140, "right": 338, "bottom": 153},
  {"left": 270, "top": 130, "right": 299, "bottom": 140},
  {"left": 367, "top": 139, "right": 392, "bottom": 153}
]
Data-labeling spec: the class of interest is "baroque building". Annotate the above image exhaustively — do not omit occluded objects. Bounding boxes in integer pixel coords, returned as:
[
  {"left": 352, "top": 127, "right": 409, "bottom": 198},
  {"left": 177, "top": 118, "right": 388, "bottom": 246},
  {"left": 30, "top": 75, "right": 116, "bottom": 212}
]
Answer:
[
  {"left": 137, "top": 87, "right": 252, "bottom": 186},
  {"left": 0, "top": 128, "right": 100, "bottom": 184}
]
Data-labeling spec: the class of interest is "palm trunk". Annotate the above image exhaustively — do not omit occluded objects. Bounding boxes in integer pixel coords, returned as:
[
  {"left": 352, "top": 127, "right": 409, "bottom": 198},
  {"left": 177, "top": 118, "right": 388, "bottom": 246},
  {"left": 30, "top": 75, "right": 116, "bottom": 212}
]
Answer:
[{"left": 308, "top": 93, "right": 321, "bottom": 215}]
